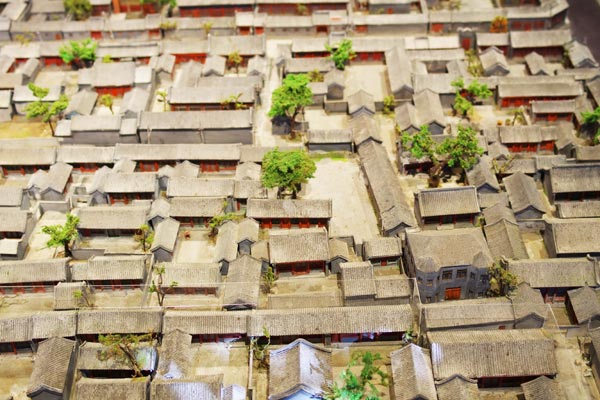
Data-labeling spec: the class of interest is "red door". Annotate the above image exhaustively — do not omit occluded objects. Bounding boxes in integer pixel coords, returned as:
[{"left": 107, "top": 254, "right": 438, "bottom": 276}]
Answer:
[{"left": 445, "top": 287, "right": 461, "bottom": 300}]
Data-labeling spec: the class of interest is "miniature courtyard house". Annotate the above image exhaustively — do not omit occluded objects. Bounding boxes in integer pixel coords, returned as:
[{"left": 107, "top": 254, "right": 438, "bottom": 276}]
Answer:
[
  {"left": 54, "top": 281, "right": 93, "bottom": 310},
  {"left": 160, "top": 262, "right": 221, "bottom": 296},
  {"left": 498, "top": 126, "right": 558, "bottom": 154},
  {"left": 89, "top": 62, "right": 136, "bottom": 97},
  {"left": 0, "top": 315, "right": 31, "bottom": 353},
  {"left": 466, "top": 155, "right": 500, "bottom": 194},
  {"left": 102, "top": 172, "right": 158, "bottom": 204},
  {"left": 508, "top": 257, "right": 598, "bottom": 303},
  {"left": 247, "top": 199, "right": 332, "bottom": 230},
  {"left": 509, "top": 30, "right": 572, "bottom": 59},
  {"left": 358, "top": 141, "right": 416, "bottom": 236},
  {"left": 0, "top": 185, "right": 29, "bottom": 209},
  {"left": 214, "top": 221, "right": 239, "bottom": 275},
  {"left": 328, "top": 238, "right": 350, "bottom": 274},
  {"left": 414, "top": 186, "right": 480, "bottom": 229},
  {"left": 510, "top": 283, "right": 549, "bottom": 329},
  {"left": 564, "top": 40, "right": 598, "bottom": 68},
  {"left": 76, "top": 205, "right": 149, "bottom": 239},
  {"left": 530, "top": 100, "right": 576, "bottom": 124},
  {"left": 150, "top": 375, "right": 225, "bottom": 400},
  {"left": 503, "top": 172, "right": 546, "bottom": 220},
  {"left": 395, "top": 89, "right": 447, "bottom": 135},
  {"left": 64, "top": 90, "right": 98, "bottom": 119},
  {"left": 76, "top": 309, "right": 162, "bottom": 343},
  {"left": 520, "top": 376, "right": 566, "bottom": 400},
  {"left": 405, "top": 228, "right": 494, "bottom": 303},
  {"left": 167, "top": 177, "right": 234, "bottom": 199},
  {"left": 155, "top": 329, "right": 191, "bottom": 379},
  {"left": 543, "top": 218, "right": 600, "bottom": 258},
  {"left": 27, "top": 162, "right": 73, "bottom": 201},
  {"left": 390, "top": 344, "right": 437, "bottom": 400},
  {"left": 71, "top": 255, "right": 150, "bottom": 291},
  {"left": 268, "top": 339, "right": 332, "bottom": 400},
  {"left": 222, "top": 255, "right": 262, "bottom": 310},
  {"left": 566, "top": 286, "right": 600, "bottom": 330},
  {"left": 483, "top": 204, "right": 528, "bottom": 260},
  {"left": 77, "top": 341, "right": 157, "bottom": 378},
  {"left": 543, "top": 163, "right": 600, "bottom": 204},
  {"left": 0, "top": 208, "right": 35, "bottom": 259},
  {"left": 0, "top": 258, "right": 68, "bottom": 294},
  {"left": 479, "top": 46, "right": 510, "bottom": 76},
  {"left": 56, "top": 146, "right": 115, "bottom": 173},
  {"left": 497, "top": 79, "right": 582, "bottom": 108},
  {"left": 151, "top": 218, "right": 180, "bottom": 263},
  {"left": 428, "top": 330, "right": 557, "bottom": 387},
  {"left": 169, "top": 197, "right": 226, "bottom": 228},
  {"left": 307, "top": 129, "right": 354, "bottom": 152},
  {"left": 362, "top": 236, "right": 402, "bottom": 267},
  {"left": 268, "top": 227, "right": 330, "bottom": 275},
  {"left": 0, "top": 145, "right": 55, "bottom": 175},
  {"left": 524, "top": 51, "right": 552, "bottom": 76},
  {"left": 75, "top": 377, "right": 150, "bottom": 400},
  {"left": 236, "top": 218, "right": 259, "bottom": 255},
  {"left": 163, "top": 310, "right": 250, "bottom": 343},
  {"left": 26, "top": 337, "right": 76, "bottom": 400},
  {"left": 248, "top": 304, "right": 412, "bottom": 343},
  {"left": 421, "top": 298, "right": 515, "bottom": 332},
  {"left": 385, "top": 46, "right": 414, "bottom": 100}
]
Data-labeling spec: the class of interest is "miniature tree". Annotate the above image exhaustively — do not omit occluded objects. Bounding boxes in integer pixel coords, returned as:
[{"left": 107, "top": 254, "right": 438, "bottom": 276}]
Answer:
[
  {"left": 383, "top": 95, "right": 395, "bottom": 116},
  {"left": 73, "top": 288, "right": 93, "bottom": 307},
  {"left": 511, "top": 107, "right": 527, "bottom": 126},
  {"left": 249, "top": 327, "right": 271, "bottom": 369},
  {"left": 307, "top": 68, "right": 324, "bottom": 83},
  {"left": 261, "top": 148, "right": 316, "bottom": 198},
  {"left": 156, "top": 89, "right": 168, "bottom": 112},
  {"left": 401, "top": 124, "right": 483, "bottom": 187},
  {"left": 262, "top": 266, "right": 278, "bottom": 294},
  {"left": 14, "top": 33, "right": 34, "bottom": 46},
  {"left": 268, "top": 74, "right": 312, "bottom": 133},
  {"left": 325, "top": 39, "right": 356, "bottom": 71},
  {"left": 490, "top": 16, "right": 508, "bottom": 33},
  {"left": 323, "top": 352, "right": 389, "bottom": 400},
  {"left": 453, "top": 92, "right": 473, "bottom": 118},
  {"left": 134, "top": 224, "right": 154, "bottom": 252},
  {"left": 25, "top": 84, "right": 69, "bottom": 135},
  {"left": 451, "top": 77, "right": 492, "bottom": 119},
  {"left": 220, "top": 93, "right": 247, "bottom": 110},
  {"left": 148, "top": 265, "right": 178, "bottom": 306},
  {"left": 59, "top": 39, "right": 97, "bottom": 69},
  {"left": 64, "top": 0, "right": 92, "bottom": 21},
  {"left": 41, "top": 213, "right": 80, "bottom": 258},
  {"left": 581, "top": 107, "right": 600, "bottom": 144},
  {"left": 208, "top": 212, "right": 241, "bottom": 236},
  {"left": 487, "top": 259, "right": 517, "bottom": 297},
  {"left": 98, "top": 333, "right": 155, "bottom": 378},
  {"left": 99, "top": 94, "right": 114, "bottom": 114},
  {"left": 202, "top": 21, "right": 213, "bottom": 35},
  {"left": 296, "top": 3, "right": 308, "bottom": 15},
  {"left": 465, "top": 49, "right": 483, "bottom": 77},
  {"left": 102, "top": 55, "right": 113, "bottom": 63},
  {"left": 439, "top": 124, "right": 484, "bottom": 171},
  {"left": 227, "top": 51, "right": 243, "bottom": 74}
]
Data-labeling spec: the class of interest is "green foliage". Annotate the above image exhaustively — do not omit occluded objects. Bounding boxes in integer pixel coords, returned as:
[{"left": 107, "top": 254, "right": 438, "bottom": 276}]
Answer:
[
  {"left": 309, "top": 151, "right": 347, "bottom": 162},
  {"left": 440, "top": 124, "right": 484, "bottom": 170},
  {"left": 98, "top": 333, "right": 155, "bottom": 377},
  {"left": 324, "top": 352, "right": 389, "bottom": 400},
  {"left": 307, "top": 68, "right": 324, "bottom": 83},
  {"left": 156, "top": 90, "right": 168, "bottom": 112},
  {"left": 261, "top": 148, "right": 316, "bottom": 197},
  {"left": 14, "top": 33, "right": 34, "bottom": 46},
  {"left": 227, "top": 51, "right": 243, "bottom": 72},
  {"left": 64, "top": 0, "right": 91, "bottom": 21},
  {"left": 268, "top": 74, "right": 313, "bottom": 126},
  {"left": 220, "top": 93, "right": 247, "bottom": 110},
  {"left": 48, "top": 95, "right": 69, "bottom": 120},
  {"left": 325, "top": 39, "right": 356, "bottom": 70},
  {"left": 400, "top": 125, "right": 438, "bottom": 163},
  {"left": 383, "top": 95, "right": 395, "bottom": 116},
  {"left": 582, "top": 107, "right": 600, "bottom": 125},
  {"left": 73, "top": 287, "right": 93, "bottom": 307},
  {"left": 41, "top": 213, "right": 79, "bottom": 257},
  {"left": 250, "top": 327, "right": 271, "bottom": 369},
  {"left": 296, "top": 3, "right": 308, "bottom": 15},
  {"left": 159, "top": 20, "right": 177, "bottom": 31},
  {"left": 451, "top": 77, "right": 492, "bottom": 101},
  {"left": 262, "top": 266, "right": 278, "bottom": 294},
  {"left": 28, "top": 82, "right": 49, "bottom": 100},
  {"left": 148, "top": 265, "right": 177, "bottom": 306},
  {"left": 102, "top": 55, "right": 113, "bottom": 63},
  {"left": 100, "top": 94, "right": 114, "bottom": 114},
  {"left": 59, "top": 39, "right": 97, "bottom": 67},
  {"left": 453, "top": 92, "right": 473, "bottom": 118},
  {"left": 487, "top": 259, "right": 517, "bottom": 297},
  {"left": 133, "top": 224, "right": 154, "bottom": 252},
  {"left": 208, "top": 212, "right": 243, "bottom": 230},
  {"left": 465, "top": 49, "right": 483, "bottom": 77},
  {"left": 202, "top": 21, "right": 213, "bottom": 35}
]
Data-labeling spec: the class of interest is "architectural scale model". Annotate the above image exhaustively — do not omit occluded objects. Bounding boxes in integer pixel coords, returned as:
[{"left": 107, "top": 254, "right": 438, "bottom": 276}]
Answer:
[{"left": 0, "top": 0, "right": 599, "bottom": 398}]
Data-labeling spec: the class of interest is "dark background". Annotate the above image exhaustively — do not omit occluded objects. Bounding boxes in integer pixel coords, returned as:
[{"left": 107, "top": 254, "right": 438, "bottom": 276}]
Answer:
[{"left": 567, "top": 0, "right": 600, "bottom": 60}]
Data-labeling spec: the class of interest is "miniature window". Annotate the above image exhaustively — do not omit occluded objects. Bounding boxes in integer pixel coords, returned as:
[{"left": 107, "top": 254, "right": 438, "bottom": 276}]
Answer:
[
  {"left": 417, "top": 277, "right": 423, "bottom": 283},
  {"left": 470, "top": 272, "right": 476, "bottom": 280},
  {"left": 441, "top": 271, "right": 453, "bottom": 280},
  {"left": 426, "top": 279, "right": 433, "bottom": 287},
  {"left": 425, "top": 296, "right": 432, "bottom": 303},
  {"left": 456, "top": 269, "right": 467, "bottom": 279},
  {"left": 480, "top": 274, "right": 489, "bottom": 283}
]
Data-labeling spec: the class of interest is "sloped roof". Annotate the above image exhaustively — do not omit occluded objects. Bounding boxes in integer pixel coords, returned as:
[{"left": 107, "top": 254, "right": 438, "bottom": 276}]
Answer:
[
  {"left": 75, "top": 377, "right": 149, "bottom": 400},
  {"left": 156, "top": 329, "right": 192, "bottom": 379},
  {"left": 151, "top": 376, "right": 223, "bottom": 400},
  {"left": 340, "top": 261, "right": 375, "bottom": 298},
  {"left": 435, "top": 375, "right": 481, "bottom": 400},
  {"left": 549, "top": 163, "right": 600, "bottom": 194},
  {"left": 416, "top": 186, "right": 480, "bottom": 218},
  {"left": 484, "top": 219, "right": 528, "bottom": 260},
  {"left": 466, "top": 156, "right": 500, "bottom": 192},
  {"left": 422, "top": 298, "right": 514, "bottom": 330},
  {"left": 27, "top": 337, "right": 75, "bottom": 398},
  {"left": 428, "top": 329, "right": 557, "bottom": 380},
  {"left": 269, "top": 339, "right": 332, "bottom": 400},
  {"left": 222, "top": 255, "right": 262, "bottom": 309},
  {"left": 567, "top": 286, "right": 600, "bottom": 324},
  {"left": 390, "top": 344, "right": 436, "bottom": 400},
  {"left": 545, "top": 218, "right": 600, "bottom": 255},
  {"left": 77, "top": 309, "right": 162, "bottom": 335},
  {"left": 76, "top": 206, "right": 148, "bottom": 230},
  {"left": 151, "top": 218, "right": 180, "bottom": 253},
  {"left": 269, "top": 227, "right": 329, "bottom": 264},
  {"left": 508, "top": 257, "right": 598, "bottom": 288},
  {"left": 406, "top": 228, "right": 493, "bottom": 273},
  {"left": 504, "top": 172, "right": 546, "bottom": 214},
  {"left": 247, "top": 199, "right": 332, "bottom": 219},
  {"left": 521, "top": 376, "right": 565, "bottom": 400}
]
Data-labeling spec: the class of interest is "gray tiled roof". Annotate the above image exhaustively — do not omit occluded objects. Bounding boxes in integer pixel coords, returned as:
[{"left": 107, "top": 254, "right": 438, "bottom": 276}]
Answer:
[
  {"left": 416, "top": 186, "right": 480, "bottom": 218},
  {"left": 390, "top": 344, "right": 437, "bottom": 400},
  {"left": 269, "top": 227, "right": 329, "bottom": 264}
]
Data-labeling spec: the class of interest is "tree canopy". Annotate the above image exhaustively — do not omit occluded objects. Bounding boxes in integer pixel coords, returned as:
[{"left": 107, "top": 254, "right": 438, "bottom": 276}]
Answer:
[
  {"left": 99, "top": 94, "right": 114, "bottom": 114},
  {"left": 325, "top": 39, "right": 356, "bottom": 70},
  {"left": 261, "top": 148, "right": 316, "bottom": 197},
  {"left": 323, "top": 352, "right": 389, "bottom": 400},
  {"left": 227, "top": 51, "right": 243, "bottom": 73},
  {"left": 59, "top": 39, "right": 97, "bottom": 69},
  {"left": 268, "top": 74, "right": 312, "bottom": 129},
  {"left": 451, "top": 77, "right": 492, "bottom": 118},
  {"left": 439, "top": 124, "right": 484, "bottom": 170},
  {"left": 41, "top": 213, "right": 79, "bottom": 257},
  {"left": 98, "top": 333, "right": 155, "bottom": 378},
  {"left": 25, "top": 83, "right": 68, "bottom": 135},
  {"left": 488, "top": 259, "right": 517, "bottom": 297},
  {"left": 490, "top": 16, "right": 508, "bottom": 33},
  {"left": 64, "top": 0, "right": 92, "bottom": 21},
  {"left": 581, "top": 107, "right": 600, "bottom": 144}
]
